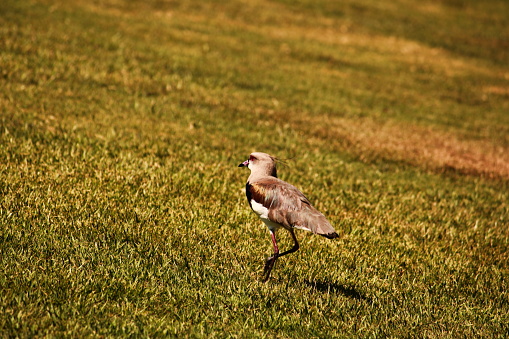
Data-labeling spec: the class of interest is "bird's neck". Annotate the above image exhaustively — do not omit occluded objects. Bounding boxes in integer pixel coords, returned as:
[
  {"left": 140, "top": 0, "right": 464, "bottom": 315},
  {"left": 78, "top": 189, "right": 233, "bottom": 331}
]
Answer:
[{"left": 248, "top": 164, "right": 277, "bottom": 182}]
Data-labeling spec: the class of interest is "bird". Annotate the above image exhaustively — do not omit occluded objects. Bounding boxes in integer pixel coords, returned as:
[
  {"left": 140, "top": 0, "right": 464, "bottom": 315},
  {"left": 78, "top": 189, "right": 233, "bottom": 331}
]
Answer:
[{"left": 238, "top": 152, "right": 338, "bottom": 282}]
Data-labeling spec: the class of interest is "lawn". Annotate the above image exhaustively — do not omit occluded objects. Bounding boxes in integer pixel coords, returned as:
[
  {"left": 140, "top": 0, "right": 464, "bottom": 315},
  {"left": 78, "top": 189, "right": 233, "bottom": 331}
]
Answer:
[{"left": 1, "top": 0, "right": 508, "bottom": 337}]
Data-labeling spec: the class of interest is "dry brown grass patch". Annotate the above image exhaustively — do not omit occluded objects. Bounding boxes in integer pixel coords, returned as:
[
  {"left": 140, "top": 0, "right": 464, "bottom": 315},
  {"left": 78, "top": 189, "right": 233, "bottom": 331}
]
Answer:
[{"left": 301, "top": 116, "right": 509, "bottom": 180}]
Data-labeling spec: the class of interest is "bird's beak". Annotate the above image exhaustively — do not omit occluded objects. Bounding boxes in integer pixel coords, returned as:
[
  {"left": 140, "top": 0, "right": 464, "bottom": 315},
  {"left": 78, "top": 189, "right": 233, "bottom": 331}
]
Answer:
[{"left": 238, "top": 160, "right": 249, "bottom": 167}]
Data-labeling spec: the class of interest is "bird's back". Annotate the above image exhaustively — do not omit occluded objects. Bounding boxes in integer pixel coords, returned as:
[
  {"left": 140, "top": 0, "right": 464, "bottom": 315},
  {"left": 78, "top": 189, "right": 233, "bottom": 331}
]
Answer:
[{"left": 247, "top": 176, "right": 338, "bottom": 239}]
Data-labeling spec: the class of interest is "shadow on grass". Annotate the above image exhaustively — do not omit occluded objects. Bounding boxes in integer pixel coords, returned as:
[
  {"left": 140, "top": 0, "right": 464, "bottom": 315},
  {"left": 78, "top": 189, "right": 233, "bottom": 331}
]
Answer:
[{"left": 304, "top": 280, "right": 370, "bottom": 301}]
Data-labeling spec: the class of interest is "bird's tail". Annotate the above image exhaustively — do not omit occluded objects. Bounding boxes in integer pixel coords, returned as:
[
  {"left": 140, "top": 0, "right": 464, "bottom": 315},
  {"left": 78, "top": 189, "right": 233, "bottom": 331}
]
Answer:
[
  {"left": 290, "top": 207, "right": 339, "bottom": 239},
  {"left": 320, "top": 231, "right": 339, "bottom": 239},
  {"left": 306, "top": 206, "right": 339, "bottom": 239}
]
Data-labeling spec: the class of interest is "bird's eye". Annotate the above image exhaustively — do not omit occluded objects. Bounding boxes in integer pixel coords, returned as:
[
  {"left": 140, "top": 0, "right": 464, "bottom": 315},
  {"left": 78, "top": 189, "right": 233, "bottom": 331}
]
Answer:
[{"left": 249, "top": 155, "right": 256, "bottom": 161}]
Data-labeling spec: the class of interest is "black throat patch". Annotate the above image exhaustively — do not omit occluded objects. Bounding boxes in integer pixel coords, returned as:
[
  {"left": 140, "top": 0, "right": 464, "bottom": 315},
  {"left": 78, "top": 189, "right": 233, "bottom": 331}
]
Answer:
[{"left": 245, "top": 182, "right": 253, "bottom": 209}]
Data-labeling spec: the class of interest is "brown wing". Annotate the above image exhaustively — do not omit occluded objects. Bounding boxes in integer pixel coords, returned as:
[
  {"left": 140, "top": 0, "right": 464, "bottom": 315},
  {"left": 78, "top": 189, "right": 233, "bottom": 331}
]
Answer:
[{"left": 247, "top": 177, "right": 338, "bottom": 238}]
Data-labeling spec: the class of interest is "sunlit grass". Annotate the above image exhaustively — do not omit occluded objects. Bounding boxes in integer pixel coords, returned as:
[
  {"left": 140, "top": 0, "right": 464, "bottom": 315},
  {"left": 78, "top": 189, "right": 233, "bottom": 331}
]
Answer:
[{"left": 1, "top": 0, "right": 508, "bottom": 337}]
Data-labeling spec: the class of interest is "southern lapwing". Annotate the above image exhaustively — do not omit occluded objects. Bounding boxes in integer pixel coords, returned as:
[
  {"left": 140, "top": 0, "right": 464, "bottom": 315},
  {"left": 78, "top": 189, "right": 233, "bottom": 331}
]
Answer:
[{"left": 238, "top": 152, "right": 339, "bottom": 282}]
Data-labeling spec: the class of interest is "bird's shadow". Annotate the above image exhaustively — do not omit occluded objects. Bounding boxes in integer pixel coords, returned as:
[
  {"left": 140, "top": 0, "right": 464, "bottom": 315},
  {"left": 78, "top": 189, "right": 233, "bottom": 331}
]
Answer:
[{"left": 303, "top": 279, "right": 370, "bottom": 302}]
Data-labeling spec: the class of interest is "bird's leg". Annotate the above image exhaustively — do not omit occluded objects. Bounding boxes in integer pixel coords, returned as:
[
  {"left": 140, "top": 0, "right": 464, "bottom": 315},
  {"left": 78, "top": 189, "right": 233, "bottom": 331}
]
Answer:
[
  {"left": 278, "top": 229, "right": 299, "bottom": 258},
  {"left": 262, "top": 230, "right": 279, "bottom": 282},
  {"left": 262, "top": 229, "right": 300, "bottom": 282}
]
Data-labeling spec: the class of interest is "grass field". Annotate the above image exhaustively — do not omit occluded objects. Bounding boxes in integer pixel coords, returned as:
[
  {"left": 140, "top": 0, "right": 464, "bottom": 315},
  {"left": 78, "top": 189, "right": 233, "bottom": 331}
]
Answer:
[{"left": 1, "top": 0, "right": 509, "bottom": 337}]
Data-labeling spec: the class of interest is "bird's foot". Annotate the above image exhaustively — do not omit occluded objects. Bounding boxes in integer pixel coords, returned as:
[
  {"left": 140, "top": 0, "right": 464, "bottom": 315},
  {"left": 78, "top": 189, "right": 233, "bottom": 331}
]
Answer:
[{"left": 262, "top": 255, "right": 278, "bottom": 282}]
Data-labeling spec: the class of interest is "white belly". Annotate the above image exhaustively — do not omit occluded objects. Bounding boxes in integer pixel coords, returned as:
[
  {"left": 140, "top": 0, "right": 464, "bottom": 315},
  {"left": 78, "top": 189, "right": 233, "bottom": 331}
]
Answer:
[
  {"left": 250, "top": 199, "right": 281, "bottom": 231},
  {"left": 250, "top": 199, "right": 269, "bottom": 219}
]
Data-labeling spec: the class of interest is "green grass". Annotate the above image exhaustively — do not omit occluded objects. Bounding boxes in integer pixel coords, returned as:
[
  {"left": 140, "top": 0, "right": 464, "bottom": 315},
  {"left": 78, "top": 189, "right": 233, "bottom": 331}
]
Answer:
[{"left": 1, "top": 0, "right": 508, "bottom": 337}]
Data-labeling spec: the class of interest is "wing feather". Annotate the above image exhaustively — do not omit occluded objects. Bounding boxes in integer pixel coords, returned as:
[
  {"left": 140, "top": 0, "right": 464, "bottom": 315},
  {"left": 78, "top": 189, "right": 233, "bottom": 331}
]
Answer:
[{"left": 247, "top": 177, "right": 338, "bottom": 238}]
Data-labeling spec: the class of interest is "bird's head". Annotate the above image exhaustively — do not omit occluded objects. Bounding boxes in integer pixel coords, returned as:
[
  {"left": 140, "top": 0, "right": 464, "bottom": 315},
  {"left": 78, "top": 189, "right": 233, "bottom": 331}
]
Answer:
[{"left": 238, "top": 152, "right": 278, "bottom": 177}]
